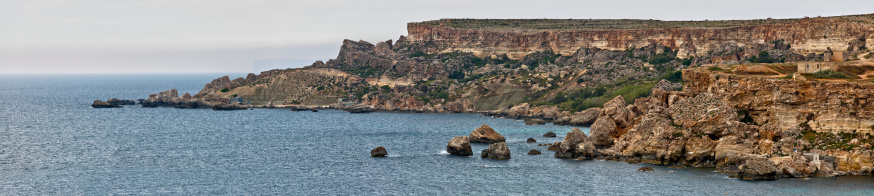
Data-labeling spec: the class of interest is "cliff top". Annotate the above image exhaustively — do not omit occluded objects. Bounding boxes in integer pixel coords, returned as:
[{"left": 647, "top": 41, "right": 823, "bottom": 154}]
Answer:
[{"left": 415, "top": 14, "right": 874, "bottom": 31}]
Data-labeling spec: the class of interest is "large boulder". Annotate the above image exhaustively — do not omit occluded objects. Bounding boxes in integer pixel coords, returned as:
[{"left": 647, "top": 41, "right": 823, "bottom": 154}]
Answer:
[
  {"left": 485, "top": 142, "right": 511, "bottom": 160},
  {"left": 589, "top": 114, "right": 617, "bottom": 147},
  {"left": 371, "top": 146, "right": 387, "bottom": 157},
  {"left": 447, "top": 136, "right": 473, "bottom": 156},
  {"left": 737, "top": 157, "right": 780, "bottom": 180},
  {"left": 555, "top": 128, "right": 598, "bottom": 159},
  {"left": 469, "top": 124, "right": 505, "bottom": 143}
]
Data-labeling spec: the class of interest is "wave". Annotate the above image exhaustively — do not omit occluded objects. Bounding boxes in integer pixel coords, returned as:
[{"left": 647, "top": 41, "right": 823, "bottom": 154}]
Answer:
[{"left": 438, "top": 150, "right": 449, "bottom": 155}]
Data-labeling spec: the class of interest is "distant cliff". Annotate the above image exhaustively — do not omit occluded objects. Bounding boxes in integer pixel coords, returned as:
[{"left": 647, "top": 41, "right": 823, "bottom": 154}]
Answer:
[{"left": 407, "top": 15, "right": 874, "bottom": 59}]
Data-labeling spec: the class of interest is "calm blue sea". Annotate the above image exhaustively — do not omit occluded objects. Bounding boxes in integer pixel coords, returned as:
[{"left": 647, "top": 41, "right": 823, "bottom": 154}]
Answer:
[{"left": 1, "top": 73, "right": 873, "bottom": 195}]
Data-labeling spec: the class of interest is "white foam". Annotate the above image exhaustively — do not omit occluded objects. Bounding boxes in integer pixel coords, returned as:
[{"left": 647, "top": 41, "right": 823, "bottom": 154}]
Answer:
[{"left": 438, "top": 150, "right": 449, "bottom": 155}]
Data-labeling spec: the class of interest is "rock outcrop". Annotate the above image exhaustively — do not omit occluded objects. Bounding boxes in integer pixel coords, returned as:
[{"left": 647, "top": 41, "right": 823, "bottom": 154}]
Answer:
[
  {"left": 528, "top": 149, "right": 542, "bottom": 155},
  {"left": 526, "top": 138, "right": 537, "bottom": 143},
  {"left": 447, "top": 136, "right": 473, "bottom": 156},
  {"left": 469, "top": 124, "right": 505, "bottom": 143},
  {"left": 91, "top": 100, "right": 119, "bottom": 108},
  {"left": 554, "top": 128, "right": 598, "bottom": 159}
]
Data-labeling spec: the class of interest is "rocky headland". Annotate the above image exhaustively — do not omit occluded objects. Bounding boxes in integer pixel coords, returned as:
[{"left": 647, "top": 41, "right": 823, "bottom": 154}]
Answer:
[{"left": 101, "top": 14, "right": 874, "bottom": 180}]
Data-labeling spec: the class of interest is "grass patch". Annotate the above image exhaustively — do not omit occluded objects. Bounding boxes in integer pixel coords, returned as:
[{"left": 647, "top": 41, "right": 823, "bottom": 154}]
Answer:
[{"left": 809, "top": 70, "right": 848, "bottom": 79}]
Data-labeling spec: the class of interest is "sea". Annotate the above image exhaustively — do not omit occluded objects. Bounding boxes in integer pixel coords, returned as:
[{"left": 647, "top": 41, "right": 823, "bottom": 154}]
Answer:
[{"left": 1, "top": 73, "right": 873, "bottom": 195}]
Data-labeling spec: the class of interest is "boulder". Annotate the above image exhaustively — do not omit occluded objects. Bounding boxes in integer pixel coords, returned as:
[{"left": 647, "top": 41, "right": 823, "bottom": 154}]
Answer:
[
  {"left": 480, "top": 149, "right": 489, "bottom": 158},
  {"left": 555, "top": 128, "right": 598, "bottom": 159},
  {"left": 638, "top": 167, "right": 654, "bottom": 172},
  {"left": 527, "top": 138, "right": 537, "bottom": 143},
  {"left": 447, "top": 136, "right": 473, "bottom": 156},
  {"left": 469, "top": 124, "right": 505, "bottom": 143},
  {"left": 91, "top": 100, "right": 119, "bottom": 108},
  {"left": 737, "top": 157, "right": 780, "bottom": 180},
  {"left": 370, "top": 146, "right": 387, "bottom": 157},
  {"left": 528, "top": 149, "right": 542, "bottom": 155},
  {"left": 485, "top": 142, "right": 511, "bottom": 160},
  {"left": 543, "top": 131, "right": 557, "bottom": 137},
  {"left": 589, "top": 114, "right": 617, "bottom": 147}
]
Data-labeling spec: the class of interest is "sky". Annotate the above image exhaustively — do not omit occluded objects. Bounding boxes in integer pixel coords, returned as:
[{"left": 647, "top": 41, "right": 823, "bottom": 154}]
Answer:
[{"left": 1, "top": 0, "right": 872, "bottom": 73}]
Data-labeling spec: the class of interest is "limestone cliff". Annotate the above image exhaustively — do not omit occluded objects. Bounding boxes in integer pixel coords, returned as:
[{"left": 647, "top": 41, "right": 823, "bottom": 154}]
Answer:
[{"left": 408, "top": 15, "right": 874, "bottom": 59}]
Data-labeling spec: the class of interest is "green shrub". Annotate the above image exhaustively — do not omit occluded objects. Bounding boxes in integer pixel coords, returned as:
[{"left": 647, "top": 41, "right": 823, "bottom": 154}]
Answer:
[
  {"left": 220, "top": 88, "right": 229, "bottom": 92},
  {"left": 811, "top": 70, "right": 848, "bottom": 79}
]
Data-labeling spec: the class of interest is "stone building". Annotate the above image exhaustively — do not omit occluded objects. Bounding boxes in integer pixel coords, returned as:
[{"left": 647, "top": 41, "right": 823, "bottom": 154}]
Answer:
[{"left": 797, "top": 61, "right": 837, "bottom": 73}]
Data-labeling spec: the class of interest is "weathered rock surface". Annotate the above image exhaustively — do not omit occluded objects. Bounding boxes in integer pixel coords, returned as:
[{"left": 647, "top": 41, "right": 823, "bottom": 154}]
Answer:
[
  {"left": 371, "top": 146, "right": 387, "bottom": 157},
  {"left": 736, "top": 157, "right": 780, "bottom": 180},
  {"left": 485, "top": 142, "right": 511, "bottom": 160},
  {"left": 469, "top": 124, "right": 505, "bottom": 144},
  {"left": 447, "top": 136, "right": 473, "bottom": 156},
  {"left": 408, "top": 16, "right": 874, "bottom": 59}
]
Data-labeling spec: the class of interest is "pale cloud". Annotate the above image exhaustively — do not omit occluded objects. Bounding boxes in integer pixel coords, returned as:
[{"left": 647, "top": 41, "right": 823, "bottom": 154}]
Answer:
[{"left": 1, "top": 0, "right": 871, "bottom": 73}]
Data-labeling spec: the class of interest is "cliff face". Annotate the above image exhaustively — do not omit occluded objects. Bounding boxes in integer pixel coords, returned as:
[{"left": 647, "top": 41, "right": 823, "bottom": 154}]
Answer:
[
  {"left": 683, "top": 68, "right": 874, "bottom": 134},
  {"left": 408, "top": 16, "right": 874, "bottom": 59}
]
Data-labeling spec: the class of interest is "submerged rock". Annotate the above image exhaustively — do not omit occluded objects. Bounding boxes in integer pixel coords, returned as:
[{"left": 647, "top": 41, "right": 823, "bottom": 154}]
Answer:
[
  {"left": 371, "top": 146, "right": 387, "bottom": 157},
  {"left": 543, "top": 131, "right": 557, "bottom": 137},
  {"left": 638, "top": 167, "right": 654, "bottom": 172},
  {"left": 447, "top": 136, "right": 473, "bottom": 156},
  {"left": 469, "top": 124, "right": 505, "bottom": 143},
  {"left": 485, "top": 142, "right": 511, "bottom": 160},
  {"left": 528, "top": 149, "right": 542, "bottom": 155}
]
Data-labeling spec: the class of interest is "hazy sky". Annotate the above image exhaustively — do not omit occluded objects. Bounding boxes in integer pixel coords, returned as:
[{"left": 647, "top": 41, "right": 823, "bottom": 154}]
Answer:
[{"left": 2, "top": 0, "right": 872, "bottom": 73}]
